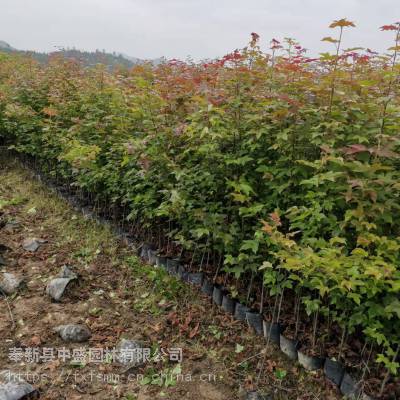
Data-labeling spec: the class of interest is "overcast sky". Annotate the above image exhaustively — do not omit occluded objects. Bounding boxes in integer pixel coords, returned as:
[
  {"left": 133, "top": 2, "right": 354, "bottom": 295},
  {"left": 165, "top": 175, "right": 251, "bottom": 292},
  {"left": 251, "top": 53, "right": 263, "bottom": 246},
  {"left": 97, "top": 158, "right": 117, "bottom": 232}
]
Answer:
[{"left": 1, "top": 0, "right": 399, "bottom": 60}]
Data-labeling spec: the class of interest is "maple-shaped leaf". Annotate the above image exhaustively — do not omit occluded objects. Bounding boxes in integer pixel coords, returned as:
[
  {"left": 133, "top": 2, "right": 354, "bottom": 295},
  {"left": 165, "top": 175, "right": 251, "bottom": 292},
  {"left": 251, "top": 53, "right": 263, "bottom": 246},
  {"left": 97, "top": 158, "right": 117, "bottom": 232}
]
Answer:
[
  {"left": 342, "top": 144, "right": 368, "bottom": 155},
  {"left": 373, "top": 147, "right": 400, "bottom": 159},
  {"left": 320, "top": 144, "right": 333, "bottom": 154},
  {"left": 270, "top": 211, "right": 281, "bottom": 227},
  {"left": 348, "top": 179, "right": 363, "bottom": 188},
  {"left": 322, "top": 37, "right": 339, "bottom": 43},
  {"left": 261, "top": 220, "right": 273, "bottom": 234},
  {"left": 380, "top": 24, "right": 399, "bottom": 31},
  {"left": 329, "top": 19, "right": 356, "bottom": 29},
  {"left": 367, "top": 190, "right": 378, "bottom": 203}
]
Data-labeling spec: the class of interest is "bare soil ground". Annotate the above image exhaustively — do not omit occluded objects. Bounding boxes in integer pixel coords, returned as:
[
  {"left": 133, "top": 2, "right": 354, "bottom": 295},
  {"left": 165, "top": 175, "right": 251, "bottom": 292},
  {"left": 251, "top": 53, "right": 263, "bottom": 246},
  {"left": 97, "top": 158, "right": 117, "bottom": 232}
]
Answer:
[{"left": 0, "top": 158, "right": 341, "bottom": 399}]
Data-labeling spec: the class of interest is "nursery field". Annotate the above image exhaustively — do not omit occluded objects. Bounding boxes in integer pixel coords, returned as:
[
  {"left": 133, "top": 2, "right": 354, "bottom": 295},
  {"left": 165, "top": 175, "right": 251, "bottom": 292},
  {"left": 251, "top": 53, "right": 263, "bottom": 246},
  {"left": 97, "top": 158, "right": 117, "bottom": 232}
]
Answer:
[{"left": 0, "top": 20, "right": 399, "bottom": 399}]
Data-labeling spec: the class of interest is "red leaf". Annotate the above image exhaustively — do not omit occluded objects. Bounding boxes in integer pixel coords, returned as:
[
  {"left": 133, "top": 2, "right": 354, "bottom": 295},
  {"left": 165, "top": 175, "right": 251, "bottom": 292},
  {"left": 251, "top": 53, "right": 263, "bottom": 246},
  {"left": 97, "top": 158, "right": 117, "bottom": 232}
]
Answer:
[
  {"left": 348, "top": 179, "right": 363, "bottom": 188},
  {"left": 270, "top": 212, "right": 281, "bottom": 227},
  {"left": 380, "top": 24, "right": 399, "bottom": 31},
  {"left": 367, "top": 190, "right": 378, "bottom": 203},
  {"left": 373, "top": 147, "right": 400, "bottom": 159},
  {"left": 342, "top": 144, "right": 368, "bottom": 155},
  {"left": 189, "top": 322, "right": 200, "bottom": 338}
]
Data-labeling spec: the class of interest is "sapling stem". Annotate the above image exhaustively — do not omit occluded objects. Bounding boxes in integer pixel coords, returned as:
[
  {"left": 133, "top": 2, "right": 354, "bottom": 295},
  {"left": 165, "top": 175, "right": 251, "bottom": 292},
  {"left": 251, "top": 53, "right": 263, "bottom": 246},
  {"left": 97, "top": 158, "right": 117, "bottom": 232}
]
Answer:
[
  {"left": 379, "top": 343, "right": 399, "bottom": 397},
  {"left": 358, "top": 342, "right": 373, "bottom": 399},
  {"left": 213, "top": 253, "right": 223, "bottom": 283},
  {"left": 199, "top": 238, "right": 209, "bottom": 272},
  {"left": 338, "top": 325, "right": 347, "bottom": 361},
  {"left": 260, "top": 283, "right": 265, "bottom": 314},
  {"left": 199, "top": 248, "right": 206, "bottom": 272},
  {"left": 257, "top": 284, "right": 280, "bottom": 383},
  {"left": 312, "top": 307, "right": 319, "bottom": 351},
  {"left": 189, "top": 244, "right": 197, "bottom": 269},
  {"left": 271, "top": 292, "right": 279, "bottom": 324},
  {"left": 360, "top": 341, "right": 367, "bottom": 360},
  {"left": 166, "top": 220, "right": 171, "bottom": 254},
  {"left": 223, "top": 272, "right": 229, "bottom": 286},
  {"left": 205, "top": 250, "right": 210, "bottom": 271},
  {"left": 276, "top": 288, "right": 284, "bottom": 323},
  {"left": 246, "top": 271, "right": 255, "bottom": 304},
  {"left": 294, "top": 293, "right": 301, "bottom": 338}
]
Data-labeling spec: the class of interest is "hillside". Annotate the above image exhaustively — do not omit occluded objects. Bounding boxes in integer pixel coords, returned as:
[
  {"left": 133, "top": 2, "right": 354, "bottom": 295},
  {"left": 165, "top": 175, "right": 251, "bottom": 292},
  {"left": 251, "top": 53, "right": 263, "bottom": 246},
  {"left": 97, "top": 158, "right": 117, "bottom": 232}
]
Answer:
[{"left": 0, "top": 40, "right": 164, "bottom": 69}]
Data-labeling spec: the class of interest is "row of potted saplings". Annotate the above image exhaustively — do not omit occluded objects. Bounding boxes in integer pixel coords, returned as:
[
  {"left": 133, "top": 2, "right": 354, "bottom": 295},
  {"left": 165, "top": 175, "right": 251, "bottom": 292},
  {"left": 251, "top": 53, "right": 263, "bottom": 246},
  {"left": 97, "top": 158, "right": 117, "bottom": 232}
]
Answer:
[
  {"left": 140, "top": 244, "right": 374, "bottom": 400},
  {"left": 17, "top": 153, "right": 376, "bottom": 400}
]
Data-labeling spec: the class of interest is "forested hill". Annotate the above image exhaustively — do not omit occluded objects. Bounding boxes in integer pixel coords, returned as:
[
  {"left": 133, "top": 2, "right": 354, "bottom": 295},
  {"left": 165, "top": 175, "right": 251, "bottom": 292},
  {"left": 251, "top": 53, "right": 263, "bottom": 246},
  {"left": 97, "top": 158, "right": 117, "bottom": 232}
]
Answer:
[{"left": 0, "top": 40, "right": 164, "bottom": 69}]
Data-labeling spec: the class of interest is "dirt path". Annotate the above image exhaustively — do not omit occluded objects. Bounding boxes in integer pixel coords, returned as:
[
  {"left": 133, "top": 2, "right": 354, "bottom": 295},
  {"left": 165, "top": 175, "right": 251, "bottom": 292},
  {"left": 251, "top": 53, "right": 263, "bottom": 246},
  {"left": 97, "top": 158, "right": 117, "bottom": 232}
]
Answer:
[{"left": 0, "top": 158, "right": 340, "bottom": 400}]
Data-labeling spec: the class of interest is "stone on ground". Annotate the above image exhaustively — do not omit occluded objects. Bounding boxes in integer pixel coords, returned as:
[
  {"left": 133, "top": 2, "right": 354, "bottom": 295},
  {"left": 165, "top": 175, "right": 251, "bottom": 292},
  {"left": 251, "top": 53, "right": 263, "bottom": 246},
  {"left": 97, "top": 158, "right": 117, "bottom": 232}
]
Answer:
[
  {"left": 46, "top": 265, "right": 77, "bottom": 301},
  {"left": 0, "top": 371, "right": 38, "bottom": 400},
  {"left": 22, "top": 238, "right": 46, "bottom": 252},
  {"left": 55, "top": 324, "right": 91, "bottom": 342},
  {"left": 116, "top": 338, "right": 145, "bottom": 367},
  {"left": 58, "top": 265, "right": 77, "bottom": 279},
  {"left": 0, "top": 273, "right": 23, "bottom": 295}
]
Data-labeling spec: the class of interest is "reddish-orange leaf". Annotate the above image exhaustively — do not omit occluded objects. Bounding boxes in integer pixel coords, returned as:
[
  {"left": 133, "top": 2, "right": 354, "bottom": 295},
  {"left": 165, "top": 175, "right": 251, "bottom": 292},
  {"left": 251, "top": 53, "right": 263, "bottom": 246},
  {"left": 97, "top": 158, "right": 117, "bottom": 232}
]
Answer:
[
  {"left": 380, "top": 24, "right": 398, "bottom": 31},
  {"left": 342, "top": 144, "right": 368, "bottom": 155},
  {"left": 329, "top": 19, "right": 356, "bottom": 29},
  {"left": 189, "top": 322, "right": 200, "bottom": 338}
]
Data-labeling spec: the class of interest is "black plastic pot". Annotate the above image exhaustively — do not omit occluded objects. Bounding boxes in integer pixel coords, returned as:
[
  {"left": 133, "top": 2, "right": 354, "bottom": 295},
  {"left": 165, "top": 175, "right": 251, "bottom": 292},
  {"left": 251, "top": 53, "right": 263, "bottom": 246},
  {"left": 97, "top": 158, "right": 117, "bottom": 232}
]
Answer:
[
  {"left": 221, "top": 295, "right": 236, "bottom": 314},
  {"left": 187, "top": 272, "right": 203, "bottom": 286},
  {"left": 297, "top": 350, "right": 325, "bottom": 371},
  {"left": 139, "top": 243, "right": 153, "bottom": 260},
  {"left": 212, "top": 285, "right": 224, "bottom": 306},
  {"left": 279, "top": 334, "right": 299, "bottom": 360},
  {"left": 340, "top": 373, "right": 361, "bottom": 399},
  {"left": 245, "top": 311, "right": 263, "bottom": 336},
  {"left": 263, "top": 320, "right": 281, "bottom": 344},
  {"left": 234, "top": 303, "right": 250, "bottom": 322},
  {"left": 166, "top": 258, "right": 179, "bottom": 275},
  {"left": 148, "top": 249, "right": 158, "bottom": 266},
  {"left": 178, "top": 264, "right": 189, "bottom": 281},
  {"left": 324, "top": 358, "right": 345, "bottom": 387},
  {"left": 201, "top": 279, "right": 214, "bottom": 296},
  {"left": 155, "top": 256, "right": 167, "bottom": 269}
]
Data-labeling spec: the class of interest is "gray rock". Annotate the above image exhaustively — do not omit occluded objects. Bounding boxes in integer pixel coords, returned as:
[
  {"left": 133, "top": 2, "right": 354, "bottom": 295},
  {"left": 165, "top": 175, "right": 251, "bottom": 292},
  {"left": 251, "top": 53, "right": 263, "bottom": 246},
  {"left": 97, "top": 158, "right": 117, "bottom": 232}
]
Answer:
[
  {"left": 46, "top": 266, "right": 77, "bottom": 301},
  {"left": 55, "top": 324, "right": 91, "bottom": 342},
  {"left": 116, "top": 338, "right": 144, "bottom": 367},
  {"left": 58, "top": 266, "right": 77, "bottom": 279},
  {"left": 0, "top": 371, "right": 38, "bottom": 400},
  {"left": 46, "top": 278, "right": 74, "bottom": 301},
  {"left": 3, "top": 221, "right": 20, "bottom": 233},
  {"left": 0, "top": 255, "right": 6, "bottom": 266},
  {"left": 0, "top": 273, "right": 23, "bottom": 295},
  {"left": 22, "top": 238, "right": 46, "bottom": 252}
]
